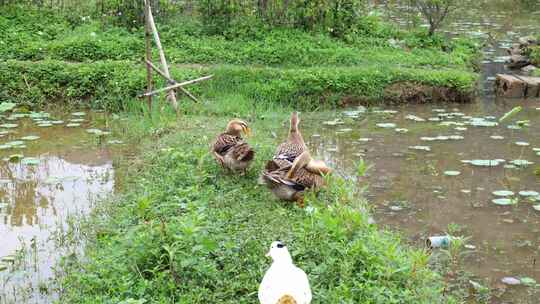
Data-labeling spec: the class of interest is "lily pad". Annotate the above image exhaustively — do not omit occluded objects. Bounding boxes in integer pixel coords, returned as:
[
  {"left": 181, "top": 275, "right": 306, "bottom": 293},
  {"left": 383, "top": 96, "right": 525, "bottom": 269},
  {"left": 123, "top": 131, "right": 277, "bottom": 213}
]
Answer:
[
  {"left": 0, "top": 263, "right": 7, "bottom": 271},
  {"left": 518, "top": 190, "right": 539, "bottom": 197},
  {"left": 51, "top": 120, "right": 64, "bottom": 125},
  {"left": 72, "top": 112, "right": 86, "bottom": 116},
  {"left": 358, "top": 138, "right": 372, "bottom": 142},
  {"left": 405, "top": 114, "right": 425, "bottom": 122},
  {"left": 533, "top": 205, "right": 540, "bottom": 211},
  {"left": 0, "top": 123, "right": 18, "bottom": 129},
  {"left": 376, "top": 123, "right": 396, "bottom": 128},
  {"left": 492, "top": 198, "right": 518, "bottom": 206},
  {"left": 37, "top": 123, "right": 53, "bottom": 127},
  {"left": 408, "top": 145, "right": 431, "bottom": 152},
  {"left": 444, "top": 170, "right": 461, "bottom": 176},
  {"left": 1, "top": 256, "right": 15, "bottom": 263},
  {"left": 8, "top": 154, "right": 24, "bottom": 162},
  {"left": 69, "top": 118, "right": 85, "bottom": 123},
  {"left": 395, "top": 128, "right": 408, "bottom": 133},
  {"left": 21, "top": 135, "right": 39, "bottom": 141},
  {"left": 520, "top": 277, "right": 537, "bottom": 286},
  {"left": 6, "top": 141, "right": 24, "bottom": 147},
  {"left": 107, "top": 139, "right": 124, "bottom": 145},
  {"left": 515, "top": 141, "right": 529, "bottom": 146},
  {"left": 0, "top": 102, "right": 16, "bottom": 113},
  {"left": 510, "top": 159, "right": 533, "bottom": 167},
  {"left": 21, "top": 157, "right": 39, "bottom": 165},
  {"left": 490, "top": 135, "right": 504, "bottom": 140},
  {"left": 66, "top": 123, "right": 80, "bottom": 128},
  {"left": 455, "top": 127, "right": 467, "bottom": 131},
  {"left": 493, "top": 190, "right": 514, "bottom": 197},
  {"left": 466, "top": 159, "right": 504, "bottom": 167}
]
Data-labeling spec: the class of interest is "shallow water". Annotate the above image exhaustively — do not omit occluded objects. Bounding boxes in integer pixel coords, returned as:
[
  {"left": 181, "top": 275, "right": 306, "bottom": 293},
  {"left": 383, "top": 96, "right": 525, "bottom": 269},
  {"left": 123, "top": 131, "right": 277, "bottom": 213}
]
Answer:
[
  {"left": 300, "top": 4, "right": 540, "bottom": 301},
  {"left": 0, "top": 111, "right": 122, "bottom": 303}
]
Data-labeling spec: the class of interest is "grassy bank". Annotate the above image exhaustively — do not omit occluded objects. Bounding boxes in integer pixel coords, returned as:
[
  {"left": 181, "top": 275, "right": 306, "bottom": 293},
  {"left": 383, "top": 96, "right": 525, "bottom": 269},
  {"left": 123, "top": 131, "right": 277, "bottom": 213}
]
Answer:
[
  {"left": 0, "top": 60, "right": 477, "bottom": 111},
  {"left": 0, "top": 6, "right": 480, "bottom": 109},
  {"left": 58, "top": 111, "right": 451, "bottom": 303}
]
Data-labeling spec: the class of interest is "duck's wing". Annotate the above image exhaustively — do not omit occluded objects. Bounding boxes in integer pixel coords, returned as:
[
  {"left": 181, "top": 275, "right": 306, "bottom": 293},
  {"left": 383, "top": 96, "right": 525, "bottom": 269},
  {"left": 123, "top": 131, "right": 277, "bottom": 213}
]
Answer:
[
  {"left": 231, "top": 141, "right": 255, "bottom": 162},
  {"left": 213, "top": 133, "right": 240, "bottom": 155},
  {"left": 293, "top": 266, "right": 312, "bottom": 304}
]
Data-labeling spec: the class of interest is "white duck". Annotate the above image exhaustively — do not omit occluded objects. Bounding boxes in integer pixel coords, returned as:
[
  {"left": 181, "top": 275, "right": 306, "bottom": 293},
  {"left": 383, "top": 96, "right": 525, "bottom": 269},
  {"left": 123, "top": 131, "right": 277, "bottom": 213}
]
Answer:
[{"left": 258, "top": 241, "right": 312, "bottom": 304}]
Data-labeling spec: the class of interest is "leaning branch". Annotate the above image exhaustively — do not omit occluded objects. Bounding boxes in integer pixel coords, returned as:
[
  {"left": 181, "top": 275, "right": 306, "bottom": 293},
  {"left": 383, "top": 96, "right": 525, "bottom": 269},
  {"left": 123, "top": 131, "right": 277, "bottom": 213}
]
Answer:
[
  {"left": 139, "top": 75, "right": 214, "bottom": 97},
  {"left": 145, "top": 60, "right": 201, "bottom": 103}
]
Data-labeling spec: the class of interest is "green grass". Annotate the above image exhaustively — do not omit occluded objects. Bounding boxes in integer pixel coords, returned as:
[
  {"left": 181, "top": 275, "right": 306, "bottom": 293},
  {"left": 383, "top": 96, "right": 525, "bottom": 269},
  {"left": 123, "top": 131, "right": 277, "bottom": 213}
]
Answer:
[
  {"left": 0, "top": 60, "right": 477, "bottom": 111},
  {"left": 58, "top": 111, "right": 449, "bottom": 303}
]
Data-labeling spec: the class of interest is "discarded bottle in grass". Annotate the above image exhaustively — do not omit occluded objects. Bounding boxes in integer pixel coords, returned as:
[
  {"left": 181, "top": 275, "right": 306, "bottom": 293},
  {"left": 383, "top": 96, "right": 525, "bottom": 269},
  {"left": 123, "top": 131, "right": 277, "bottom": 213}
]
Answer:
[{"left": 426, "top": 235, "right": 453, "bottom": 249}]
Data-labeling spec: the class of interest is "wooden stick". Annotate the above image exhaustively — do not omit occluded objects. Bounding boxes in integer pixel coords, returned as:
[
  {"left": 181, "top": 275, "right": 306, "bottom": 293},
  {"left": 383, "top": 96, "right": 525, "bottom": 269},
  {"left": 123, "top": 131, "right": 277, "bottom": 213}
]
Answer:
[
  {"left": 143, "top": 0, "right": 153, "bottom": 110},
  {"left": 145, "top": 60, "right": 200, "bottom": 103},
  {"left": 139, "top": 75, "right": 213, "bottom": 97},
  {"left": 146, "top": 4, "right": 178, "bottom": 111}
]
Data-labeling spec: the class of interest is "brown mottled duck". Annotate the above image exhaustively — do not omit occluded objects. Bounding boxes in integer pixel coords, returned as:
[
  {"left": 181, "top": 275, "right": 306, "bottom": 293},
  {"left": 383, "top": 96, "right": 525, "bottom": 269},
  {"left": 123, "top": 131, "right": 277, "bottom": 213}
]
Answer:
[
  {"left": 211, "top": 119, "right": 255, "bottom": 174},
  {"left": 261, "top": 151, "right": 332, "bottom": 206}
]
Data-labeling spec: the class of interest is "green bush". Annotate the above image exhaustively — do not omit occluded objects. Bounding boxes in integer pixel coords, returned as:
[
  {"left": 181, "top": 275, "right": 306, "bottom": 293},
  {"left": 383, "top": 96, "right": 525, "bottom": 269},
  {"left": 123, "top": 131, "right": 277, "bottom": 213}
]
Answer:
[{"left": 59, "top": 121, "right": 445, "bottom": 303}]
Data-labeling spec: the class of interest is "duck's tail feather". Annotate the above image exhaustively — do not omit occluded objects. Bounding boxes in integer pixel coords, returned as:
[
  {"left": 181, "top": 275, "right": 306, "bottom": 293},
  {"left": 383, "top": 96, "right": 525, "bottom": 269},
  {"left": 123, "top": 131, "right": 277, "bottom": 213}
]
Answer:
[{"left": 277, "top": 294, "right": 297, "bottom": 304}]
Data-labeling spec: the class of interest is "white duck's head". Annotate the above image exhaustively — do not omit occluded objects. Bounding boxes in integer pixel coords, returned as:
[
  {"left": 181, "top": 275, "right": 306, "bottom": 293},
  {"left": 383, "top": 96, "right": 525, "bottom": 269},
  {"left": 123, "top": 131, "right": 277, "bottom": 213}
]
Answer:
[{"left": 266, "top": 241, "right": 293, "bottom": 264}]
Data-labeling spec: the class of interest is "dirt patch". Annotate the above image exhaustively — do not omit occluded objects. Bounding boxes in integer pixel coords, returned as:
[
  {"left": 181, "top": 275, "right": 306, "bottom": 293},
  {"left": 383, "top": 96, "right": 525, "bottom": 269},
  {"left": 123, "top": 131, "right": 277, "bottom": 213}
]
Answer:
[{"left": 382, "top": 82, "right": 475, "bottom": 104}]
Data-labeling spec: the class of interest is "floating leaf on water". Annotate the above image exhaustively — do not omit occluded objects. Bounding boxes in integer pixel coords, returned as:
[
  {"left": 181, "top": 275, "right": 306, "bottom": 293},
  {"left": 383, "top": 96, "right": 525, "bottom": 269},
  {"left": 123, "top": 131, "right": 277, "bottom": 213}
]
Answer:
[
  {"left": 395, "top": 128, "right": 408, "bottom": 133},
  {"left": 408, "top": 145, "right": 431, "bottom": 152},
  {"left": 420, "top": 137, "right": 436, "bottom": 141},
  {"left": 337, "top": 128, "right": 352, "bottom": 133},
  {"left": 449, "top": 135, "right": 464, "bottom": 140},
  {"left": 520, "top": 277, "right": 537, "bottom": 286},
  {"left": 376, "top": 123, "right": 396, "bottom": 128},
  {"left": 358, "top": 138, "right": 372, "bottom": 142},
  {"left": 86, "top": 128, "right": 110, "bottom": 136},
  {"left": 455, "top": 127, "right": 467, "bottom": 131},
  {"left": 72, "top": 112, "right": 86, "bottom": 116},
  {"left": 504, "top": 164, "right": 517, "bottom": 169},
  {"left": 444, "top": 170, "right": 461, "bottom": 176},
  {"left": 66, "top": 123, "right": 80, "bottom": 128},
  {"left": 510, "top": 159, "right": 533, "bottom": 167},
  {"left": 515, "top": 141, "right": 529, "bottom": 146},
  {"left": 0, "top": 102, "right": 16, "bottom": 113},
  {"left": 493, "top": 190, "right": 514, "bottom": 197},
  {"left": 1, "top": 256, "right": 14, "bottom": 263},
  {"left": 21, "top": 157, "right": 39, "bottom": 165},
  {"left": 469, "top": 118, "right": 497, "bottom": 127},
  {"left": 37, "top": 123, "right": 53, "bottom": 127},
  {"left": 490, "top": 135, "right": 504, "bottom": 140},
  {"left": 21, "top": 135, "right": 39, "bottom": 141},
  {"left": 432, "top": 108, "right": 446, "bottom": 113},
  {"left": 467, "top": 159, "right": 504, "bottom": 167},
  {"left": 51, "top": 120, "right": 64, "bottom": 125},
  {"left": 507, "top": 125, "right": 521, "bottom": 130},
  {"left": 107, "top": 139, "right": 124, "bottom": 145},
  {"left": 461, "top": 189, "right": 471, "bottom": 194},
  {"left": 0, "top": 123, "right": 18, "bottom": 128},
  {"left": 499, "top": 106, "right": 522, "bottom": 122},
  {"left": 533, "top": 205, "right": 540, "bottom": 211},
  {"left": 428, "top": 117, "right": 442, "bottom": 122},
  {"left": 492, "top": 198, "right": 518, "bottom": 206},
  {"left": 69, "top": 118, "right": 85, "bottom": 123},
  {"left": 0, "top": 131, "right": 10, "bottom": 135},
  {"left": 8, "top": 154, "right": 23, "bottom": 162},
  {"left": 0, "top": 263, "right": 7, "bottom": 271},
  {"left": 405, "top": 114, "right": 425, "bottom": 122},
  {"left": 518, "top": 190, "right": 539, "bottom": 197},
  {"left": 6, "top": 141, "right": 24, "bottom": 147}
]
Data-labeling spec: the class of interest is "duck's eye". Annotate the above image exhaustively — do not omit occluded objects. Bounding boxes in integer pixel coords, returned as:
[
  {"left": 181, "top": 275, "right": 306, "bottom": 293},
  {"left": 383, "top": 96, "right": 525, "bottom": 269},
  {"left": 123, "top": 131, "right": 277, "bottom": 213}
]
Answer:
[{"left": 277, "top": 243, "right": 285, "bottom": 248}]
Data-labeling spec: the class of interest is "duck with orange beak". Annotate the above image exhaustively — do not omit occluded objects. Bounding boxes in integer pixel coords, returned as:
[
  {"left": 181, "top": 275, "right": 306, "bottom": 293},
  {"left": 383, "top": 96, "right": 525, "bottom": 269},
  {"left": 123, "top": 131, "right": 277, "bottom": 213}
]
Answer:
[{"left": 211, "top": 119, "right": 255, "bottom": 174}]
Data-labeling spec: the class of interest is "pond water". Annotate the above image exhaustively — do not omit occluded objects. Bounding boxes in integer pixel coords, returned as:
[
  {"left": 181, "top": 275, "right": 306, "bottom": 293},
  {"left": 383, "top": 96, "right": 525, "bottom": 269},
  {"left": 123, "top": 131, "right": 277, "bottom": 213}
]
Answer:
[
  {"left": 0, "top": 110, "right": 123, "bottom": 303},
  {"left": 300, "top": 3, "right": 540, "bottom": 303}
]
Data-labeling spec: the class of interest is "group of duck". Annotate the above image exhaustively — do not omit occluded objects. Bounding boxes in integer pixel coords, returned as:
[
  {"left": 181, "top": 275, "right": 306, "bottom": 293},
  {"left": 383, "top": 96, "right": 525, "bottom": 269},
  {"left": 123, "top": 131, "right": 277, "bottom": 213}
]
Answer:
[
  {"left": 211, "top": 111, "right": 325, "bottom": 303},
  {"left": 211, "top": 111, "right": 332, "bottom": 206}
]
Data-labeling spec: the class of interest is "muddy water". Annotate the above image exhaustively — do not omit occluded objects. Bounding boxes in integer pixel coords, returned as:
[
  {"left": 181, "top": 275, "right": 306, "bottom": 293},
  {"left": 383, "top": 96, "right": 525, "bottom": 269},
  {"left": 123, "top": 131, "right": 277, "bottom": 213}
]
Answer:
[
  {"left": 301, "top": 5, "right": 540, "bottom": 302},
  {"left": 0, "top": 111, "right": 121, "bottom": 303}
]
